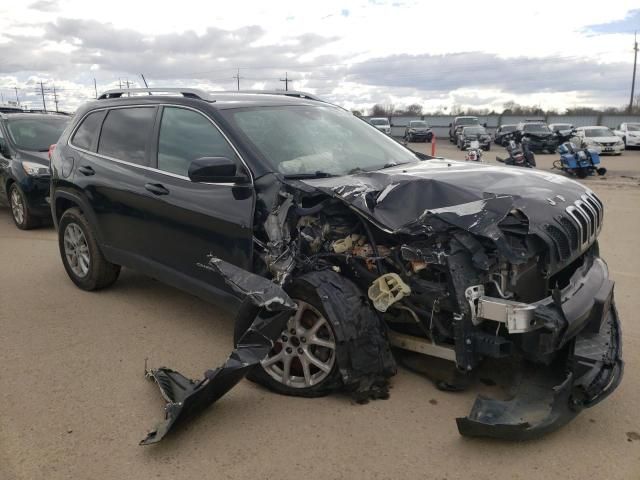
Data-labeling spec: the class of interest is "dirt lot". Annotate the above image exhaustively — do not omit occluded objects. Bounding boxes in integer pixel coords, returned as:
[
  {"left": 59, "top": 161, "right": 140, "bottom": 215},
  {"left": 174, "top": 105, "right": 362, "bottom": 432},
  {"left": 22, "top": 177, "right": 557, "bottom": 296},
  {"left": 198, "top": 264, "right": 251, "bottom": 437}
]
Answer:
[{"left": 1, "top": 143, "right": 640, "bottom": 480}]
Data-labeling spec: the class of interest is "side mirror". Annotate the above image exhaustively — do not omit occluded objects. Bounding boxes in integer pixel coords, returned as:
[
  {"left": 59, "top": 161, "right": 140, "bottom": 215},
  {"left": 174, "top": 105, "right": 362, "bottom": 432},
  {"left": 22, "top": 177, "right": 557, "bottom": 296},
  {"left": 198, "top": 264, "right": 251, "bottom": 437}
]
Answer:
[
  {"left": 188, "top": 157, "right": 249, "bottom": 184},
  {"left": 448, "top": 123, "right": 452, "bottom": 127},
  {"left": 483, "top": 122, "right": 487, "bottom": 127}
]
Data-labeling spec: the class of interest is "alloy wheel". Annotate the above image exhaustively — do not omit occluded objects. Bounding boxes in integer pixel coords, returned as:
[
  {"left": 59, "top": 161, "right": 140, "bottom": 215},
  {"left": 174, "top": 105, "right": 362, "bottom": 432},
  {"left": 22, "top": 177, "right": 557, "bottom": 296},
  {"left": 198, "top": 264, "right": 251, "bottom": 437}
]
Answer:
[
  {"left": 63, "top": 223, "right": 90, "bottom": 278},
  {"left": 10, "top": 188, "right": 25, "bottom": 226},
  {"left": 261, "top": 300, "right": 336, "bottom": 388}
]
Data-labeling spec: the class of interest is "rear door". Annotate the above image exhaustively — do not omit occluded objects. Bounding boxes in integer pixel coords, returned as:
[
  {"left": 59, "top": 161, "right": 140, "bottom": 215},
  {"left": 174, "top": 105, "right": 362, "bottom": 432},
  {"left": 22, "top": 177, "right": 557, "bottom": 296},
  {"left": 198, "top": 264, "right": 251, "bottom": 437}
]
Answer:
[
  {"left": 136, "top": 105, "right": 254, "bottom": 292},
  {"left": 71, "top": 105, "right": 158, "bottom": 256}
]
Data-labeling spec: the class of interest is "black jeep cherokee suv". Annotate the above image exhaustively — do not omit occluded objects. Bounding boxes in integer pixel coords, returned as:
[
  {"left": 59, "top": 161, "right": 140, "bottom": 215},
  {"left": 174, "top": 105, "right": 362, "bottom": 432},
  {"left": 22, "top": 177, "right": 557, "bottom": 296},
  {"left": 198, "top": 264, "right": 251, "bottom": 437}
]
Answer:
[
  {"left": 0, "top": 112, "right": 69, "bottom": 229},
  {"left": 50, "top": 88, "right": 622, "bottom": 444}
]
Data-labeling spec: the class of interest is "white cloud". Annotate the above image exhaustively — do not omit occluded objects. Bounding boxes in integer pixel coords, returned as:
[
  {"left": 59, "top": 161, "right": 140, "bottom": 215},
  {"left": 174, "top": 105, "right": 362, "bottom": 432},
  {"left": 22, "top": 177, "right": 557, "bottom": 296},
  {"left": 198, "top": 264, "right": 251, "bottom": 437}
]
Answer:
[{"left": 0, "top": 0, "right": 637, "bottom": 112}]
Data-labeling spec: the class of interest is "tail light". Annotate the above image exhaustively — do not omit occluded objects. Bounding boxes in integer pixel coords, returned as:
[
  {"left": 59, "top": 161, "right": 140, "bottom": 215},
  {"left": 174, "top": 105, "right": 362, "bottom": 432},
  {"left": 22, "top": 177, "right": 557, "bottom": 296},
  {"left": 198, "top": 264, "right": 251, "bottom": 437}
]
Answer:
[{"left": 48, "top": 144, "right": 56, "bottom": 160}]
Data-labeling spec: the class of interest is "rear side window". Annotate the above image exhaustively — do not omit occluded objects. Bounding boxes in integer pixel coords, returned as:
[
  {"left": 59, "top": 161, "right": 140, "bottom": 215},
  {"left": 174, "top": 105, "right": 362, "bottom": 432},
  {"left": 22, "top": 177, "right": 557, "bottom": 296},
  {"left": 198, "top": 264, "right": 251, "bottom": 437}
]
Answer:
[
  {"left": 98, "top": 107, "right": 156, "bottom": 165},
  {"left": 157, "top": 106, "right": 238, "bottom": 177},
  {"left": 71, "top": 110, "right": 105, "bottom": 151}
]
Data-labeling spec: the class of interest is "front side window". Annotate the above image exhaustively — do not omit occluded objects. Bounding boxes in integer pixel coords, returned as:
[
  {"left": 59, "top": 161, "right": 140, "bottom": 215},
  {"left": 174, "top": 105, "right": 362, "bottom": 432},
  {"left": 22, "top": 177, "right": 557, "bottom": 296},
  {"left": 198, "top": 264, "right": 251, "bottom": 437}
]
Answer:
[
  {"left": 71, "top": 110, "right": 106, "bottom": 151},
  {"left": 157, "top": 107, "right": 239, "bottom": 177},
  {"left": 98, "top": 107, "right": 156, "bottom": 165}
]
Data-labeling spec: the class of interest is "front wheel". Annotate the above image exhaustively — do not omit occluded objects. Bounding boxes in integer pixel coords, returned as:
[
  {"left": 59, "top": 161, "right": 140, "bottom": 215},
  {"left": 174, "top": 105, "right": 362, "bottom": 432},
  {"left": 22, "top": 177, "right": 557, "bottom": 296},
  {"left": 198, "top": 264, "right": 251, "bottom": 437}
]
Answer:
[
  {"left": 8, "top": 183, "right": 39, "bottom": 230},
  {"left": 234, "top": 279, "right": 343, "bottom": 397},
  {"left": 58, "top": 207, "right": 120, "bottom": 291}
]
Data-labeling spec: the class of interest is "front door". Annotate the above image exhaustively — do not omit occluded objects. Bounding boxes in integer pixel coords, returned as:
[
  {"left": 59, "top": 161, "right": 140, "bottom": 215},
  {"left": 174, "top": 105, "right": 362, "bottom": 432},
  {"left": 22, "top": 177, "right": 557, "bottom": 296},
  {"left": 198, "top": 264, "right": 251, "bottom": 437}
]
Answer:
[{"left": 137, "top": 105, "right": 255, "bottom": 296}]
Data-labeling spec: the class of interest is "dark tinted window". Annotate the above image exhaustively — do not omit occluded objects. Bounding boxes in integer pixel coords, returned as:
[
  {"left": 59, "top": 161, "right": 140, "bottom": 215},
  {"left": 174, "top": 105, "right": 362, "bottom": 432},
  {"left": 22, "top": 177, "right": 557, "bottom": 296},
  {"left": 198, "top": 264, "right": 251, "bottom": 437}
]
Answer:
[
  {"left": 98, "top": 107, "right": 155, "bottom": 165},
  {"left": 157, "top": 107, "right": 238, "bottom": 176},
  {"left": 71, "top": 110, "right": 105, "bottom": 151},
  {"left": 6, "top": 117, "right": 68, "bottom": 151}
]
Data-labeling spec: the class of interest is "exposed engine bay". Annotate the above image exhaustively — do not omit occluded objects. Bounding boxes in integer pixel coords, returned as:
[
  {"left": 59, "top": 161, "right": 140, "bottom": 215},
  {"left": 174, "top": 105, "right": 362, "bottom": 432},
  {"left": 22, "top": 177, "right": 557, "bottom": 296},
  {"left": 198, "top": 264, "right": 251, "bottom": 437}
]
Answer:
[{"left": 142, "top": 159, "right": 623, "bottom": 444}]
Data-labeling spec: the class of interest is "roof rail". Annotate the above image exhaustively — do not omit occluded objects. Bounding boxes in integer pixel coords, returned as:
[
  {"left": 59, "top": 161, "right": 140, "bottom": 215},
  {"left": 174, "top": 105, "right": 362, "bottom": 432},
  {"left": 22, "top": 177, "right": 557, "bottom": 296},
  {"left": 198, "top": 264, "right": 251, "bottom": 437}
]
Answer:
[
  {"left": 97, "top": 88, "right": 214, "bottom": 101},
  {"left": 233, "top": 90, "right": 325, "bottom": 102}
]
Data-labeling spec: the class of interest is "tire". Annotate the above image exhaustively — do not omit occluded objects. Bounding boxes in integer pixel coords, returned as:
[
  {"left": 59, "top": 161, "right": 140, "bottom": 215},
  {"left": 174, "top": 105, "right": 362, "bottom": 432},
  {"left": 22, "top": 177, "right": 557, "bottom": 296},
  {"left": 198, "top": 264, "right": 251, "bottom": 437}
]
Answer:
[
  {"left": 233, "top": 278, "right": 342, "bottom": 398},
  {"left": 8, "top": 183, "right": 39, "bottom": 230},
  {"left": 58, "top": 207, "right": 120, "bottom": 291},
  {"left": 576, "top": 168, "right": 588, "bottom": 179},
  {"left": 485, "top": 144, "right": 490, "bottom": 151}
]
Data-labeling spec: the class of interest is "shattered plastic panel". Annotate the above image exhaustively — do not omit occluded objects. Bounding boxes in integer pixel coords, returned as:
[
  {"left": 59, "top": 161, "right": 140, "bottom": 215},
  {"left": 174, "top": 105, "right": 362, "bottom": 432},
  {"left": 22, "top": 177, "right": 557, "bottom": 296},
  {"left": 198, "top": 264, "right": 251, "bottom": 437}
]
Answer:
[{"left": 141, "top": 258, "right": 296, "bottom": 445}]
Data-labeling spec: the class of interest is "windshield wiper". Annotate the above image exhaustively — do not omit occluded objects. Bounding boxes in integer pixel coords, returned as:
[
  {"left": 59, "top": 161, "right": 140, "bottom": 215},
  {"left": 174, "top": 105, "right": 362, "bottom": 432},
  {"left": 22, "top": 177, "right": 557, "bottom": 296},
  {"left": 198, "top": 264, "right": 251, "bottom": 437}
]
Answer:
[{"left": 283, "top": 171, "right": 338, "bottom": 179}]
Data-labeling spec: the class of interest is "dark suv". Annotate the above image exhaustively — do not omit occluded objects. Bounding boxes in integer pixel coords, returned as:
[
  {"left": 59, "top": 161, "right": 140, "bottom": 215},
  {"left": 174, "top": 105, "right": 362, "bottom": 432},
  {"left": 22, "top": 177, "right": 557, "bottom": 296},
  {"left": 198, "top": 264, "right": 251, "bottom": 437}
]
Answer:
[
  {"left": 0, "top": 112, "right": 69, "bottom": 229},
  {"left": 50, "top": 88, "right": 622, "bottom": 444}
]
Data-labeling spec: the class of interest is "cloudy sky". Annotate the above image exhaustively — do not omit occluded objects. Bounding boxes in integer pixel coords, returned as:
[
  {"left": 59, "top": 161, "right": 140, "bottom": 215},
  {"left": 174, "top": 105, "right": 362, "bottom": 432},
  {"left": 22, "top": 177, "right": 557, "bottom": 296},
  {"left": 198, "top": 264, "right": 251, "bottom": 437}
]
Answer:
[{"left": 0, "top": 0, "right": 638, "bottom": 113}]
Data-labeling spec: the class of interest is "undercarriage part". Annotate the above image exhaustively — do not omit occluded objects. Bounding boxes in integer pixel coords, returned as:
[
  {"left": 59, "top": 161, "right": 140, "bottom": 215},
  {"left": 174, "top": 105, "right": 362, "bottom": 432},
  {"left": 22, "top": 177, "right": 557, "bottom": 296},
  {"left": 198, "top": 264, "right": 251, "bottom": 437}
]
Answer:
[
  {"left": 368, "top": 273, "right": 411, "bottom": 312},
  {"left": 140, "top": 259, "right": 296, "bottom": 445},
  {"left": 457, "top": 302, "right": 623, "bottom": 440},
  {"left": 387, "top": 331, "right": 456, "bottom": 362}
]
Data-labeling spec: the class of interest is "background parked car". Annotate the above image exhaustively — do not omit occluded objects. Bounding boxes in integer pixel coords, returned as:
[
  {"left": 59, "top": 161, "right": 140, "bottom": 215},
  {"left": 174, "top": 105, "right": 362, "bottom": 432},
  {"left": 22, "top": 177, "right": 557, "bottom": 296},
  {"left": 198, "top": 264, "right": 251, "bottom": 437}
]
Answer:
[
  {"left": 0, "top": 112, "right": 69, "bottom": 229},
  {"left": 515, "top": 122, "right": 557, "bottom": 153},
  {"left": 457, "top": 125, "right": 491, "bottom": 150},
  {"left": 403, "top": 120, "right": 432, "bottom": 142},
  {"left": 448, "top": 116, "right": 480, "bottom": 142},
  {"left": 575, "top": 126, "right": 624, "bottom": 155},
  {"left": 369, "top": 117, "right": 391, "bottom": 134},
  {"left": 493, "top": 124, "right": 516, "bottom": 146},
  {"left": 613, "top": 122, "right": 640, "bottom": 149},
  {"left": 548, "top": 123, "right": 575, "bottom": 133}
]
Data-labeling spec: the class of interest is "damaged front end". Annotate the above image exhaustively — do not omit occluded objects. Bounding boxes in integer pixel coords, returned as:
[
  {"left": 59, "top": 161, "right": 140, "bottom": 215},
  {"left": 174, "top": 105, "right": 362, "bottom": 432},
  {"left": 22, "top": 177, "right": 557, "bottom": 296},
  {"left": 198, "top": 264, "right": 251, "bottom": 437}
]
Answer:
[{"left": 143, "top": 159, "right": 623, "bottom": 444}]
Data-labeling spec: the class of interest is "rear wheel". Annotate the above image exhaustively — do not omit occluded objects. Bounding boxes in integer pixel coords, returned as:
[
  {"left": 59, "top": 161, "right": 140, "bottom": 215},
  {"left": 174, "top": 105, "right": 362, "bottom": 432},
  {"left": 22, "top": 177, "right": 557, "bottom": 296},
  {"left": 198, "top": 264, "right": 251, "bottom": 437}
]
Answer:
[
  {"left": 8, "top": 184, "right": 39, "bottom": 230},
  {"left": 234, "top": 279, "right": 342, "bottom": 397},
  {"left": 58, "top": 207, "right": 120, "bottom": 290}
]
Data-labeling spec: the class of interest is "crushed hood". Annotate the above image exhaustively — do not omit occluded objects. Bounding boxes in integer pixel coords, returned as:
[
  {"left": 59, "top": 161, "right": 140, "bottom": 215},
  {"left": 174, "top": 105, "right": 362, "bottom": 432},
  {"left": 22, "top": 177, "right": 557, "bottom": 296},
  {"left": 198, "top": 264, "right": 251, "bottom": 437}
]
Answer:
[{"left": 301, "top": 159, "right": 591, "bottom": 237}]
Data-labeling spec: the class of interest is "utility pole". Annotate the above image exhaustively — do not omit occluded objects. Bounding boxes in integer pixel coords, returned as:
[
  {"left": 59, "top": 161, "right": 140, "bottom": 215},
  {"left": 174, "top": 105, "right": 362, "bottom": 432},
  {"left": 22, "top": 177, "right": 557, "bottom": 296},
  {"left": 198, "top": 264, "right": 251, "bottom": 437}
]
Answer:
[
  {"left": 1, "top": 92, "right": 4, "bottom": 103},
  {"left": 39, "top": 81, "right": 47, "bottom": 113},
  {"left": 233, "top": 68, "right": 241, "bottom": 91},
  {"left": 14, "top": 87, "right": 19, "bottom": 105},
  {"left": 52, "top": 84, "right": 59, "bottom": 112},
  {"left": 119, "top": 78, "right": 122, "bottom": 89},
  {"left": 140, "top": 73, "right": 149, "bottom": 88},
  {"left": 629, "top": 31, "right": 638, "bottom": 113},
  {"left": 93, "top": 78, "right": 98, "bottom": 99},
  {"left": 279, "top": 72, "right": 294, "bottom": 91}
]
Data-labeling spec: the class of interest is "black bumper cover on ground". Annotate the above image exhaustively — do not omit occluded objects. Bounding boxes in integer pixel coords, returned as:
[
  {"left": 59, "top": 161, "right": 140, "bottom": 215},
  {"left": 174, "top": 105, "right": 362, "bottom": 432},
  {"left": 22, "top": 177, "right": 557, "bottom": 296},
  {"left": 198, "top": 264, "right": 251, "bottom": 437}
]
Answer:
[{"left": 457, "top": 277, "right": 623, "bottom": 440}]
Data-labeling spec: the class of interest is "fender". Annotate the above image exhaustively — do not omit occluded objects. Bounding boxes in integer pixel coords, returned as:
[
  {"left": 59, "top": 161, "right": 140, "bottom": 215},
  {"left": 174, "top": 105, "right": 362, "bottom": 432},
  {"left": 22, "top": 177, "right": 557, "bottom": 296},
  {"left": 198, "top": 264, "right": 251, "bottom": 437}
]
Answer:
[{"left": 51, "top": 187, "right": 106, "bottom": 246}]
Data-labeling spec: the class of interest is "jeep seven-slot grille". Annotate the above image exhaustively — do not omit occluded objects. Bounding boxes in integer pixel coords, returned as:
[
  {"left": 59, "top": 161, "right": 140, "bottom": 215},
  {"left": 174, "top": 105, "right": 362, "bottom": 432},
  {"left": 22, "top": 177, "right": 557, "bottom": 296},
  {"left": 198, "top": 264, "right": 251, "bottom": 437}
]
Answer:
[{"left": 546, "top": 192, "right": 603, "bottom": 262}]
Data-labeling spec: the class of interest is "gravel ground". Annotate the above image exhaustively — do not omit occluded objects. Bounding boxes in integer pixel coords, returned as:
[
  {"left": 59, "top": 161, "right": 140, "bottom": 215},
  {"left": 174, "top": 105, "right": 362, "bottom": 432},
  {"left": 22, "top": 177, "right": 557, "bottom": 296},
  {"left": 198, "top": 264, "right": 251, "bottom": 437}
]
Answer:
[{"left": 1, "top": 143, "right": 639, "bottom": 480}]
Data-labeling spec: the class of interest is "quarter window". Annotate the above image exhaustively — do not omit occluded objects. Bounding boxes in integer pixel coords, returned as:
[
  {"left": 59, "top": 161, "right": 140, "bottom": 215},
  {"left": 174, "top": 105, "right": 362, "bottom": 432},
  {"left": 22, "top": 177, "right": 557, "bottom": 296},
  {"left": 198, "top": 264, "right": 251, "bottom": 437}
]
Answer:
[
  {"left": 71, "top": 110, "right": 105, "bottom": 151},
  {"left": 98, "top": 107, "right": 156, "bottom": 165},
  {"left": 157, "top": 107, "right": 238, "bottom": 177}
]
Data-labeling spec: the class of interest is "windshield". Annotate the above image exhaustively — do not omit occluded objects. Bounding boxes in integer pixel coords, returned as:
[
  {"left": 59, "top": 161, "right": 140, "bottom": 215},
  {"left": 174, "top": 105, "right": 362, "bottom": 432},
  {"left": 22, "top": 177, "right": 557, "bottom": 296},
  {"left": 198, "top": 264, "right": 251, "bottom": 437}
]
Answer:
[
  {"left": 463, "top": 127, "right": 486, "bottom": 135},
  {"left": 552, "top": 124, "right": 571, "bottom": 131},
  {"left": 225, "top": 105, "right": 418, "bottom": 176},
  {"left": 584, "top": 128, "right": 613, "bottom": 137},
  {"left": 409, "top": 121, "right": 427, "bottom": 128},
  {"left": 370, "top": 119, "right": 389, "bottom": 126},
  {"left": 500, "top": 125, "right": 516, "bottom": 133},
  {"left": 627, "top": 124, "right": 640, "bottom": 131},
  {"left": 456, "top": 117, "right": 479, "bottom": 126},
  {"left": 6, "top": 116, "right": 68, "bottom": 151},
  {"left": 523, "top": 123, "right": 550, "bottom": 133}
]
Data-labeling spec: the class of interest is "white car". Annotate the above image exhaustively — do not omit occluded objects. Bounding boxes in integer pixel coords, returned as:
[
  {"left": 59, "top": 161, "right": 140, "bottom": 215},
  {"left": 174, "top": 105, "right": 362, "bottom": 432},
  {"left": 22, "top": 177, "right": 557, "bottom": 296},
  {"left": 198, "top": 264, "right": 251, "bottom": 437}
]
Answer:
[
  {"left": 575, "top": 126, "right": 624, "bottom": 155},
  {"left": 369, "top": 117, "right": 391, "bottom": 135},
  {"left": 613, "top": 122, "right": 640, "bottom": 148}
]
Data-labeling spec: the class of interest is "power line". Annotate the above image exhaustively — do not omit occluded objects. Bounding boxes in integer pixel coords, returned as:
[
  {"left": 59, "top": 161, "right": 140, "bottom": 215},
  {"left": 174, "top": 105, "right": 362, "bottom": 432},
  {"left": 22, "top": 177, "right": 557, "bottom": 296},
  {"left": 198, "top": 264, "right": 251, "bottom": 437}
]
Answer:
[
  {"left": 279, "top": 72, "right": 294, "bottom": 91},
  {"left": 232, "top": 68, "right": 241, "bottom": 91},
  {"left": 629, "top": 31, "right": 638, "bottom": 113}
]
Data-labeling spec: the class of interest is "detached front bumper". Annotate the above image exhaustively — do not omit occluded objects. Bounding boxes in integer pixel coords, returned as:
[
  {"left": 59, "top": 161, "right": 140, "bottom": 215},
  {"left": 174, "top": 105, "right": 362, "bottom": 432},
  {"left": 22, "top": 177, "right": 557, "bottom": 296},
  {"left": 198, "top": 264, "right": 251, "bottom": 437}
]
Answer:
[{"left": 457, "top": 256, "right": 623, "bottom": 440}]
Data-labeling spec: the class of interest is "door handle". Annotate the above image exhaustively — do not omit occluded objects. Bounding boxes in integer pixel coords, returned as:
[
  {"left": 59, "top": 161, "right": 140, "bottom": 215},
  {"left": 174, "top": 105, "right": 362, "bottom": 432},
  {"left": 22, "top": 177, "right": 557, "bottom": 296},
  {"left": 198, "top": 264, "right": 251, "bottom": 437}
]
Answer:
[
  {"left": 78, "top": 166, "right": 95, "bottom": 176},
  {"left": 144, "top": 183, "right": 170, "bottom": 195}
]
